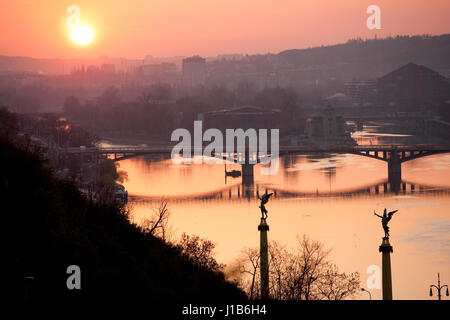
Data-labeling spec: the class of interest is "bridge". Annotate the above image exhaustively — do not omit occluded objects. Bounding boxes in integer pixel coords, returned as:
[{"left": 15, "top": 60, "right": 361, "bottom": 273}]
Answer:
[
  {"left": 60, "top": 144, "right": 450, "bottom": 191},
  {"left": 128, "top": 180, "right": 450, "bottom": 203},
  {"left": 280, "top": 144, "right": 450, "bottom": 189}
]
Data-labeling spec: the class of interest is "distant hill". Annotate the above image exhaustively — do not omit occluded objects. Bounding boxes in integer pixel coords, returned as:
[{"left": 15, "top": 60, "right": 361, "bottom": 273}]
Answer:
[
  {"left": 277, "top": 34, "right": 450, "bottom": 79},
  {"left": 1, "top": 34, "right": 450, "bottom": 79}
]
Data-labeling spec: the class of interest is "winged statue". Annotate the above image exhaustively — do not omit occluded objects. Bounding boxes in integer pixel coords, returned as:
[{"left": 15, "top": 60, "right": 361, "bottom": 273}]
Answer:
[
  {"left": 374, "top": 208, "right": 398, "bottom": 238},
  {"left": 258, "top": 190, "right": 273, "bottom": 219}
]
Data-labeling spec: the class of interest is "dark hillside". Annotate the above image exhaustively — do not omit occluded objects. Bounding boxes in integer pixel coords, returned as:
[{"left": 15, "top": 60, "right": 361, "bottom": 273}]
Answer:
[{"left": 1, "top": 139, "right": 245, "bottom": 303}]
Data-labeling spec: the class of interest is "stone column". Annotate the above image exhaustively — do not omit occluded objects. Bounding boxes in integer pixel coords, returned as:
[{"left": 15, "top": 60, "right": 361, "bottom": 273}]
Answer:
[
  {"left": 258, "top": 218, "right": 269, "bottom": 299},
  {"left": 379, "top": 237, "right": 393, "bottom": 300}
]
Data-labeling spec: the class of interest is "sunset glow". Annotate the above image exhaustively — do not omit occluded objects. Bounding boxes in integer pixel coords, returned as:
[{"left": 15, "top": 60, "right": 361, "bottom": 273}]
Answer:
[
  {"left": 71, "top": 25, "right": 94, "bottom": 45},
  {"left": 0, "top": 0, "right": 449, "bottom": 58}
]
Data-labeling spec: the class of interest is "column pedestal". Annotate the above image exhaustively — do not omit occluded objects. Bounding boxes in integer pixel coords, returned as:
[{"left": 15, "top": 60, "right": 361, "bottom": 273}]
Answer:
[
  {"left": 379, "top": 237, "right": 393, "bottom": 300},
  {"left": 258, "top": 218, "right": 269, "bottom": 299}
]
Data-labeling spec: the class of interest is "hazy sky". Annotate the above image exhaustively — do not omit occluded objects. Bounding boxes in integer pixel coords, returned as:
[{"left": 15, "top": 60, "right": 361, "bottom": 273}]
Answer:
[{"left": 1, "top": 0, "right": 449, "bottom": 59}]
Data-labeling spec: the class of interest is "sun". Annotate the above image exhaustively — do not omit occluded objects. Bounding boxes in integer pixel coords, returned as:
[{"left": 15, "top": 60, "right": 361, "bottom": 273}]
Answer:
[{"left": 71, "top": 25, "right": 94, "bottom": 45}]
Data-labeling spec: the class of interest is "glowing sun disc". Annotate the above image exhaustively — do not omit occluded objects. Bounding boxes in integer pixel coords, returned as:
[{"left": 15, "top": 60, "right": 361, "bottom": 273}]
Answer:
[{"left": 71, "top": 25, "right": 94, "bottom": 45}]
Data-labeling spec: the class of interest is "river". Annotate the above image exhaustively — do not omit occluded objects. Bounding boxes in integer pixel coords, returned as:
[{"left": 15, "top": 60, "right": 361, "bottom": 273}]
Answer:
[{"left": 101, "top": 127, "right": 450, "bottom": 300}]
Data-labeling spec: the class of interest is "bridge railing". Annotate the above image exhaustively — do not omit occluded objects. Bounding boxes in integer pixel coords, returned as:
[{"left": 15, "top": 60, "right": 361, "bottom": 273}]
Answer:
[
  {"left": 60, "top": 144, "right": 450, "bottom": 154},
  {"left": 279, "top": 144, "right": 450, "bottom": 152}
]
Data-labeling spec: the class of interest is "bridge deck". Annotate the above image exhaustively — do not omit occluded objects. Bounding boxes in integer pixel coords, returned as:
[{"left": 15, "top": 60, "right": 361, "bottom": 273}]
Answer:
[{"left": 62, "top": 144, "right": 450, "bottom": 155}]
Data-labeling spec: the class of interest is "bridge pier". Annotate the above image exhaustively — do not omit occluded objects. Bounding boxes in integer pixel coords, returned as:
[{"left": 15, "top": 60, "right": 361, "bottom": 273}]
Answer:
[
  {"left": 242, "top": 164, "right": 255, "bottom": 186},
  {"left": 388, "top": 160, "right": 401, "bottom": 192}
]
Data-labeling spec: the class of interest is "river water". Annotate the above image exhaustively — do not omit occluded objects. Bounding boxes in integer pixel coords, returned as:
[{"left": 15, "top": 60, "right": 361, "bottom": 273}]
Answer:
[{"left": 102, "top": 128, "right": 450, "bottom": 300}]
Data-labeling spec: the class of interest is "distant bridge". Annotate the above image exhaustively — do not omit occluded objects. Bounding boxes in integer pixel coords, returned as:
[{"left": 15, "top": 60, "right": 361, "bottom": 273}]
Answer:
[
  {"left": 60, "top": 144, "right": 450, "bottom": 189},
  {"left": 128, "top": 180, "right": 450, "bottom": 203},
  {"left": 62, "top": 144, "right": 450, "bottom": 162}
]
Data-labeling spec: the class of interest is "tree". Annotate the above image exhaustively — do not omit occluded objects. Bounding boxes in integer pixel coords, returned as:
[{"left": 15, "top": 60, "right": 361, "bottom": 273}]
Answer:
[
  {"left": 151, "top": 84, "right": 172, "bottom": 100},
  {"left": 207, "top": 84, "right": 236, "bottom": 107},
  {"left": 274, "top": 235, "right": 331, "bottom": 300},
  {"left": 99, "top": 86, "right": 120, "bottom": 109},
  {"left": 67, "top": 124, "right": 98, "bottom": 147},
  {"left": 235, "top": 235, "right": 360, "bottom": 300},
  {"left": 295, "top": 234, "right": 330, "bottom": 300},
  {"left": 96, "top": 159, "right": 128, "bottom": 204},
  {"left": 63, "top": 96, "right": 81, "bottom": 116},
  {"left": 239, "top": 248, "right": 260, "bottom": 300},
  {"left": 268, "top": 241, "right": 288, "bottom": 300},
  {"left": 141, "top": 201, "right": 172, "bottom": 242},
  {"left": 176, "top": 233, "right": 224, "bottom": 272},
  {"left": 252, "top": 86, "right": 300, "bottom": 133},
  {"left": 253, "top": 86, "right": 297, "bottom": 111},
  {"left": 235, "top": 81, "right": 256, "bottom": 105},
  {"left": 315, "top": 264, "right": 360, "bottom": 300},
  {"left": 0, "top": 106, "right": 18, "bottom": 141}
]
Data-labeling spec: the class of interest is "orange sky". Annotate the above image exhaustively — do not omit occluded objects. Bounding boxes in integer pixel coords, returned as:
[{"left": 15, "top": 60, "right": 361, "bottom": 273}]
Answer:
[{"left": 1, "top": 0, "right": 449, "bottom": 59}]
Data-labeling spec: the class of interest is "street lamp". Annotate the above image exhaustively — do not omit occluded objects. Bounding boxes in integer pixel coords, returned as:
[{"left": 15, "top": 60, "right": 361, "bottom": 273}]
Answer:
[
  {"left": 361, "top": 287, "right": 372, "bottom": 300},
  {"left": 429, "top": 273, "right": 449, "bottom": 300}
]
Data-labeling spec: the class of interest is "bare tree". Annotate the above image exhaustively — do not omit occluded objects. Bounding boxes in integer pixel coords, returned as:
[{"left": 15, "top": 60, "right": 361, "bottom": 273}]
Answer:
[
  {"left": 268, "top": 241, "right": 288, "bottom": 300},
  {"left": 296, "top": 235, "right": 331, "bottom": 300},
  {"left": 238, "top": 248, "right": 260, "bottom": 300},
  {"left": 282, "top": 247, "right": 304, "bottom": 300},
  {"left": 315, "top": 264, "right": 360, "bottom": 300},
  {"left": 235, "top": 235, "right": 360, "bottom": 301},
  {"left": 141, "top": 201, "right": 172, "bottom": 241},
  {"left": 278, "top": 235, "right": 331, "bottom": 300}
]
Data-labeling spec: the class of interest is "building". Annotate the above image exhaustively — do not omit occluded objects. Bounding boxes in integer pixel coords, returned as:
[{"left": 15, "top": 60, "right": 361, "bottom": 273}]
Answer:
[
  {"left": 324, "top": 92, "right": 352, "bottom": 108},
  {"left": 305, "top": 105, "right": 346, "bottom": 138},
  {"left": 100, "top": 63, "right": 115, "bottom": 75},
  {"left": 74, "top": 63, "right": 116, "bottom": 76},
  {"left": 182, "top": 55, "right": 207, "bottom": 86},
  {"left": 202, "top": 105, "right": 281, "bottom": 131},
  {"left": 377, "top": 62, "right": 450, "bottom": 110},
  {"left": 344, "top": 79, "right": 377, "bottom": 106},
  {"left": 140, "top": 62, "right": 176, "bottom": 77},
  {"left": 86, "top": 65, "right": 99, "bottom": 74}
]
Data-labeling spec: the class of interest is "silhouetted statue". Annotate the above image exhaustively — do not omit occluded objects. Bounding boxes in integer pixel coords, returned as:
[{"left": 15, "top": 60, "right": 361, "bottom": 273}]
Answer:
[
  {"left": 258, "top": 190, "right": 273, "bottom": 219},
  {"left": 374, "top": 208, "right": 398, "bottom": 238}
]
